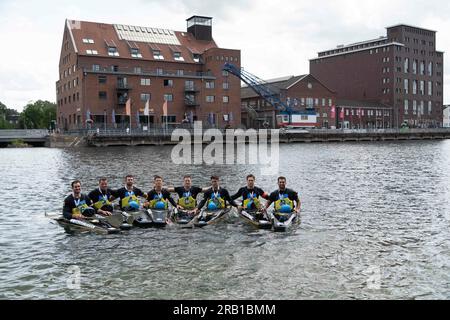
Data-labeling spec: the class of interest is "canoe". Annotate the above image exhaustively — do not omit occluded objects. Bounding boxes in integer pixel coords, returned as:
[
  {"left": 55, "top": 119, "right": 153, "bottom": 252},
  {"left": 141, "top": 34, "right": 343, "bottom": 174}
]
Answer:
[{"left": 238, "top": 209, "right": 272, "bottom": 229}]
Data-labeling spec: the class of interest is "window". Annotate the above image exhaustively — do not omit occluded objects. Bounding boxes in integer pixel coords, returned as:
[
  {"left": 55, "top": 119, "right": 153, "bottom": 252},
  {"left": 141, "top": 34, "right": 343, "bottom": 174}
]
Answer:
[
  {"left": 111, "top": 65, "right": 119, "bottom": 72},
  {"left": 131, "top": 48, "right": 142, "bottom": 58},
  {"left": 156, "top": 68, "right": 163, "bottom": 75},
  {"left": 329, "top": 99, "right": 332, "bottom": 107},
  {"left": 420, "top": 81, "right": 424, "bottom": 95},
  {"left": 404, "top": 100, "right": 409, "bottom": 115},
  {"left": 404, "top": 79, "right": 409, "bottom": 94},
  {"left": 223, "top": 82, "right": 229, "bottom": 90},
  {"left": 73, "top": 79, "right": 77, "bottom": 87},
  {"left": 413, "top": 80, "right": 417, "bottom": 95},
  {"left": 153, "top": 50, "right": 164, "bottom": 60},
  {"left": 173, "top": 52, "right": 184, "bottom": 61},
  {"left": 86, "top": 50, "right": 98, "bottom": 55},
  {"left": 193, "top": 54, "right": 201, "bottom": 63},
  {"left": 141, "top": 78, "right": 151, "bottom": 86},
  {"left": 164, "top": 94, "right": 173, "bottom": 102},
  {"left": 164, "top": 79, "right": 173, "bottom": 87},
  {"left": 206, "top": 95, "right": 215, "bottom": 103},
  {"left": 428, "top": 62, "right": 433, "bottom": 76},
  {"left": 413, "top": 100, "right": 417, "bottom": 115},
  {"left": 205, "top": 81, "right": 215, "bottom": 89},
  {"left": 134, "top": 67, "right": 142, "bottom": 74},
  {"left": 176, "top": 69, "right": 184, "bottom": 76},
  {"left": 420, "top": 101, "right": 424, "bottom": 115},
  {"left": 140, "top": 93, "right": 151, "bottom": 102},
  {"left": 108, "top": 47, "right": 119, "bottom": 56},
  {"left": 314, "top": 98, "right": 319, "bottom": 106},
  {"left": 428, "top": 81, "right": 432, "bottom": 96},
  {"left": 161, "top": 115, "right": 176, "bottom": 123},
  {"left": 223, "top": 96, "right": 229, "bottom": 103},
  {"left": 412, "top": 59, "right": 417, "bottom": 74},
  {"left": 99, "top": 91, "right": 107, "bottom": 100},
  {"left": 185, "top": 80, "right": 194, "bottom": 90},
  {"left": 222, "top": 70, "right": 229, "bottom": 77},
  {"left": 82, "top": 38, "right": 95, "bottom": 44},
  {"left": 420, "top": 61, "right": 425, "bottom": 75},
  {"left": 92, "top": 64, "right": 100, "bottom": 72},
  {"left": 306, "top": 98, "right": 314, "bottom": 108},
  {"left": 428, "top": 101, "right": 432, "bottom": 114}
]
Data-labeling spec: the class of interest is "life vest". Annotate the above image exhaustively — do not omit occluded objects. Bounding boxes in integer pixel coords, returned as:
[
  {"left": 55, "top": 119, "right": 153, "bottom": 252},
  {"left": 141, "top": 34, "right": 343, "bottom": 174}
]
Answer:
[
  {"left": 71, "top": 198, "right": 92, "bottom": 216},
  {"left": 243, "top": 190, "right": 261, "bottom": 210},
  {"left": 178, "top": 190, "right": 196, "bottom": 209},
  {"left": 207, "top": 190, "right": 225, "bottom": 209},
  {"left": 274, "top": 192, "right": 294, "bottom": 212},
  {"left": 149, "top": 192, "right": 168, "bottom": 209},
  {"left": 121, "top": 190, "right": 140, "bottom": 209},
  {"left": 93, "top": 189, "right": 113, "bottom": 210}
]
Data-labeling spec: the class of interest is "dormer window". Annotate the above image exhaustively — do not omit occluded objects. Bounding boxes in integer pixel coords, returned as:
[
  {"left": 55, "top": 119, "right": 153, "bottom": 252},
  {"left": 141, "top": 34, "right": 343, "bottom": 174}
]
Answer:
[
  {"left": 153, "top": 50, "right": 164, "bottom": 60},
  {"left": 83, "top": 38, "right": 95, "bottom": 44},
  {"left": 131, "top": 48, "right": 142, "bottom": 58},
  {"left": 173, "top": 52, "right": 184, "bottom": 61},
  {"left": 108, "top": 47, "right": 119, "bottom": 56},
  {"left": 193, "top": 54, "right": 201, "bottom": 63},
  {"left": 86, "top": 49, "right": 98, "bottom": 55}
]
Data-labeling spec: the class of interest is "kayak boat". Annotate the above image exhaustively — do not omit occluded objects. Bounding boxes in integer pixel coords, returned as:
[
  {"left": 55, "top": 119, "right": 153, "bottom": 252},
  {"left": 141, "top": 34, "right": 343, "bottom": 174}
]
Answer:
[
  {"left": 239, "top": 209, "right": 272, "bottom": 229},
  {"left": 169, "top": 208, "right": 196, "bottom": 228},
  {"left": 47, "top": 213, "right": 120, "bottom": 234},
  {"left": 270, "top": 210, "right": 299, "bottom": 232},
  {"left": 146, "top": 208, "right": 171, "bottom": 227},
  {"left": 192, "top": 207, "right": 231, "bottom": 228}
]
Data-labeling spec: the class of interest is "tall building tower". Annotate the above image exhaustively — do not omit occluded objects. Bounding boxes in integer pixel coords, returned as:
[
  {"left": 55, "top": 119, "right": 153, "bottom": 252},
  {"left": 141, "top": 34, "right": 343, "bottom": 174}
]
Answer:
[{"left": 310, "top": 24, "right": 444, "bottom": 128}]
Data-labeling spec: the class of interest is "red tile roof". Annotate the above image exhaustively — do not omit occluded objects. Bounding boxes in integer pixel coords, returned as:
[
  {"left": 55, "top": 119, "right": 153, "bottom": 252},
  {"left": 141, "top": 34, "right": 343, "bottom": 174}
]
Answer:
[{"left": 67, "top": 19, "right": 218, "bottom": 63}]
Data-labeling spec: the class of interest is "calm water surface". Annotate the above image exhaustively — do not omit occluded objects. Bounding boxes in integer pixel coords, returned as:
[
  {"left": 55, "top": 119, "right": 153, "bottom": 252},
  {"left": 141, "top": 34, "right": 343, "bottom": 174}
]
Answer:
[{"left": 0, "top": 141, "right": 449, "bottom": 299}]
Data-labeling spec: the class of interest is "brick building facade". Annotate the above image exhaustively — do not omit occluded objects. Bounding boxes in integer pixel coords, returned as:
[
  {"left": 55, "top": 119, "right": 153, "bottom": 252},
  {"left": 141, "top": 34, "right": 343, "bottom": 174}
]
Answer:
[
  {"left": 241, "top": 74, "right": 337, "bottom": 129},
  {"left": 56, "top": 16, "right": 241, "bottom": 131},
  {"left": 310, "top": 24, "right": 444, "bottom": 128}
]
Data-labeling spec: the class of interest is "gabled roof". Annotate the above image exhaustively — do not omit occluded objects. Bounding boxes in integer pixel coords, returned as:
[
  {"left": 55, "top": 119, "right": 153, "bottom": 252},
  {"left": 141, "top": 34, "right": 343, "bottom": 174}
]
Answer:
[
  {"left": 241, "top": 75, "right": 307, "bottom": 99},
  {"left": 65, "top": 19, "right": 218, "bottom": 63},
  {"left": 241, "top": 74, "right": 336, "bottom": 99}
]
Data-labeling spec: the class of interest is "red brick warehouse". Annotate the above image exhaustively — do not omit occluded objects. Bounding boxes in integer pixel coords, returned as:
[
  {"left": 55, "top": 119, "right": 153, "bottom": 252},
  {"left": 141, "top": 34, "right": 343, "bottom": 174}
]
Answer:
[
  {"left": 56, "top": 16, "right": 241, "bottom": 131},
  {"left": 310, "top": 24, "right": 444, "bottom": 128}
]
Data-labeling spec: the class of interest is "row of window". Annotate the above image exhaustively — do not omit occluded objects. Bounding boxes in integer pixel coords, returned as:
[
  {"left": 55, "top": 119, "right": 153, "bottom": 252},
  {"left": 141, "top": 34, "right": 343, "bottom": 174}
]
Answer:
[
  {"left": 97, "top": 76, "right": 231, "bottom": 90},
  {"left": 96, "top": 92, "right": 230, "bottom": 103},
  {"left": 402, "top": 79, "right": 435, "bottom": 95},
  {"left": 61, "top": 65, "right": 77, "bottom": 80},
  {"left": 342, "top": 109, "right": 390, "bottom": 117},
  {"left": 58, "top": 77, "right": 79, "bottom": 94},
  {"left": 58, "top": 92, "right": 80, "bottom": 106},
  {"left": 248, "top": 97, "right": 333, "bottom": 109},
  {"left": 403, "top": 37, "right": 433, "bottom": 47},
  {"left": 84, "top": 43, "right": 204, "bottom": 63},
  {"left": 402, "top": 58, "right": 437, "bottom": 76},
  {"left": 404, "top": 100, "right": 434, "bottom": 115}
]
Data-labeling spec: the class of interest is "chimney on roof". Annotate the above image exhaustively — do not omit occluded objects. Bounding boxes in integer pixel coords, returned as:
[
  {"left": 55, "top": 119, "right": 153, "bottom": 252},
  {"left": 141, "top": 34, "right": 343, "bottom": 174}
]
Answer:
[{"left": 186, "top": 15, "right": 212, "bottom": 41}]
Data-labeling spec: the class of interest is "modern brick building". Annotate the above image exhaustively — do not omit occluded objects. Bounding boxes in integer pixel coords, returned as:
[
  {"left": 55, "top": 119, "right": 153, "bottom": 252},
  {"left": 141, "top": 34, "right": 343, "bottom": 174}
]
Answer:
[
  {"left": 241, "top": 74, "right": 336, "bottom": 129},
  {"left": 56, "top": 16, "right": 241, "bottom": 131},
  {"left": 310, "top": 24, "right": 444, "bottom": 128}
]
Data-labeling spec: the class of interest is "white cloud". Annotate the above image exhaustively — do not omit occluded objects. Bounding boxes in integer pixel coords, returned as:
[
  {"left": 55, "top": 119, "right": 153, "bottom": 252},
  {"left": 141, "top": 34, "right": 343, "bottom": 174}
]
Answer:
[{"left": 0, "top": 0, "right": 448, "bottom": 111}]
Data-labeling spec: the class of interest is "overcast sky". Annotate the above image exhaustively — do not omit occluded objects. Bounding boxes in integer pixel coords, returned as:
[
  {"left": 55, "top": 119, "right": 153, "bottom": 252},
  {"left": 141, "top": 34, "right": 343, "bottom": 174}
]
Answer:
[{"left": 0, "top": 0, "right": 448, "bottom": 111}]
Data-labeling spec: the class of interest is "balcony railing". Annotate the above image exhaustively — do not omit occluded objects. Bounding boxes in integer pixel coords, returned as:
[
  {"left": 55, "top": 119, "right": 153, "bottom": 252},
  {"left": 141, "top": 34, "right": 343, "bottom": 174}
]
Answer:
[
  {"left": 83, "top": 67, "right": 215, "bottom": 79},
  {"left": 117, "top": 83, "right": 132, "bottom": 90},
  {"left": 185, "top": 99, "right": 199, "bottom": 106}
]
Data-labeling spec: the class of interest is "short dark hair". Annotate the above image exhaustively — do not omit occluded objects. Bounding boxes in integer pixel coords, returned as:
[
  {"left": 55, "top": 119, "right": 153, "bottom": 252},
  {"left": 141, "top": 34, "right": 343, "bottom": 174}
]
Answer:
[
  {"left": 210, "top": 175, "right": 220, "bottom": 181},
  {"left": 183, "top": 175, "right": 192, "bottom": 180},
  {"left": 154, "top": 175, "right": 163, "bottom": 181},
  {"left": 98, "top": 177, "right": 108, "bottom": 183},
  {"left": 278, "top": 176, "right": 287, "bottom": 182},
  {"left": 125, "top": 175, "right": 134, "bottom": 180},
  {"left": 246, "top": 174, "right": 255, "bottom": 180},
  {"left": 71, "top": 180, "right": 81, "bottom": 188}
]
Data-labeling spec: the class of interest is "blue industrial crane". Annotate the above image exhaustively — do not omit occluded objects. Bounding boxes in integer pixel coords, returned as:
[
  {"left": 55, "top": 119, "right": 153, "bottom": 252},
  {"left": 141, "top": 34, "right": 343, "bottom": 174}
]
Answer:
[{"left": 222, "top": 62, "right": 317, "bottom": 128}]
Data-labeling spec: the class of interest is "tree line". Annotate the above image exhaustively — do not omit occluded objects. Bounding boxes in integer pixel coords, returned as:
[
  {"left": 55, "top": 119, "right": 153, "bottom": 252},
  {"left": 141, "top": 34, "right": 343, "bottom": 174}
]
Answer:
[{"left": 0, "top": 100, "right": 56, "bottom": 130}]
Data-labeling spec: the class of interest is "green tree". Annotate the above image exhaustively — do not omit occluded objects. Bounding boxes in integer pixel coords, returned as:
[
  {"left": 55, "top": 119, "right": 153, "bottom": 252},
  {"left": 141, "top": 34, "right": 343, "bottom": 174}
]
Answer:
[
  {"left": 0, "top": 101, "right": 17, "bottom": 129},
  {"left": 19, "top": 100, "right": 56, "bottom": 129}
]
